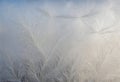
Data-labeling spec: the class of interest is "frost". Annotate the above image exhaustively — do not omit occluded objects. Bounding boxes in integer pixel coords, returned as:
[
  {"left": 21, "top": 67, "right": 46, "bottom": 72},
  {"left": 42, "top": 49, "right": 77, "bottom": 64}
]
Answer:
[{"left": 0, "top": 0, "right": 120, "bottom": 82}]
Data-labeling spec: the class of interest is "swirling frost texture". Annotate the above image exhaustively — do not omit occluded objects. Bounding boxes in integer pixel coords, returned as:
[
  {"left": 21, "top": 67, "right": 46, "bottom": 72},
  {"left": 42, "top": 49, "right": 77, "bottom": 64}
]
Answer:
[{"left": 0, "top": 0, "right": 120, "bottom": 82}]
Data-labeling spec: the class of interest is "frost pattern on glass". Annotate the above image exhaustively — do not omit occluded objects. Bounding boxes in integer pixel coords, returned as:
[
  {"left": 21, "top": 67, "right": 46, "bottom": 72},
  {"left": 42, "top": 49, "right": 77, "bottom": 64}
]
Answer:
[{"left": 0, "top": 0, "right": 120, "bottom": 82}]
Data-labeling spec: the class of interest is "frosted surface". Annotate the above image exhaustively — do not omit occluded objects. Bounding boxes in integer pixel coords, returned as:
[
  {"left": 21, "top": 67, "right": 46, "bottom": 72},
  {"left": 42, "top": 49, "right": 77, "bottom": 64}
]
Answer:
[{"left": 0, "top": 0, "right": 120, "bottom": 82}]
